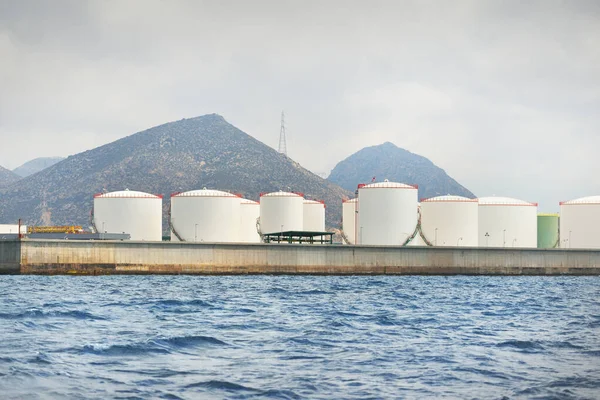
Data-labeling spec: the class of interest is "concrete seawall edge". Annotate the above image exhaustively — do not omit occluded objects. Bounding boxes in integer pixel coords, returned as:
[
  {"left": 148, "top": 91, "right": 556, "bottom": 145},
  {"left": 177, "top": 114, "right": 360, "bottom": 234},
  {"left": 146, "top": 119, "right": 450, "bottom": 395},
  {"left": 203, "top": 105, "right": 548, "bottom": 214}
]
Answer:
[{"left": 1, "top": 239, "right": 600, "bottom": 276}]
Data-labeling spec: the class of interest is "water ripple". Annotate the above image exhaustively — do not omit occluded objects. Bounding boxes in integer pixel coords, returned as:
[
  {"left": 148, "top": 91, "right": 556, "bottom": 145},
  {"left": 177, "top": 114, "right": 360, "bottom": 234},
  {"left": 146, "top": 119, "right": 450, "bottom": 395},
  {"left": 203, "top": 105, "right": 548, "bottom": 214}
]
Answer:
[
  {"left": 0, "top": 309, "right": 107, "bottom": 321},
  {"left": 0, "top": 275, "right": 598, "bottom": 399}
]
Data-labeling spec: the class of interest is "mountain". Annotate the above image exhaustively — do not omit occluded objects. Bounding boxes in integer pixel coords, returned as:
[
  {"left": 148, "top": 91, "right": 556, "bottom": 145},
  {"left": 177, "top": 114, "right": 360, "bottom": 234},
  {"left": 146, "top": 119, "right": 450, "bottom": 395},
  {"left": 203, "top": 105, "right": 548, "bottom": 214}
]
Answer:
[
  {"left": 328, "top": 142, "right": 475, "bottom": 199},
  {"left": 0, "top": 166, "right": 20, "bottom": 188},
  {"left": 13, "top": 157, "right": 65, "bottom": 177},
  {"left": 0, "top": 114, "right": 351, "bottom": 230}
]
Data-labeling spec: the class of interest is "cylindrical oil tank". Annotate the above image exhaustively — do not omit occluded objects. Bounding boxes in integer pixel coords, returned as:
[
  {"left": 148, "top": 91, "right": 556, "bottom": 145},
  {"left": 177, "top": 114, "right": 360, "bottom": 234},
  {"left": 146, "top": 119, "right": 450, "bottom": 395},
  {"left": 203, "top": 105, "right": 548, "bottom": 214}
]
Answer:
[
  {"left": 560, "top": 196, "right": 600, "bottom": 249},
  {"left": 240, "top": 199, "right": 261, "bottom": 243},
  {"left": 259, "top": 191, "right": 304, "bottom": 234},
  {"left": 537, "top": 213, "right": 559, "bottom": 249},
  {"left": 303, "top": 200, "right": 325, "bottom": 232},
  {"left": 171, "top": 189, "right": 241, "bottom": 242},
  {"left": 342, "top": 198, "right": 357, "bottom": 244},
  {"left": 93, "top": 189, "right": 162, "bottom": 241},
  {"left": 478, "top": 196, "right": 537, "bottom": 248},
  {"left": 357, "top": 180, "right": 418, "bottom": 245},
  {"left": 421, "top": 195, "right": 478, "bottom": 246}
]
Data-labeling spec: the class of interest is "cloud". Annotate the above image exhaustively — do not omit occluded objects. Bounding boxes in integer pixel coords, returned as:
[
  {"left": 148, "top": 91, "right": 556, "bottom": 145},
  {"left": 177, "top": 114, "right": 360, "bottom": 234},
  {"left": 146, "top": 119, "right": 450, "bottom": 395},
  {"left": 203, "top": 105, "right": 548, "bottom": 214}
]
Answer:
[{"left": 0, "top": 0, "right": 598, "bottom": 211}]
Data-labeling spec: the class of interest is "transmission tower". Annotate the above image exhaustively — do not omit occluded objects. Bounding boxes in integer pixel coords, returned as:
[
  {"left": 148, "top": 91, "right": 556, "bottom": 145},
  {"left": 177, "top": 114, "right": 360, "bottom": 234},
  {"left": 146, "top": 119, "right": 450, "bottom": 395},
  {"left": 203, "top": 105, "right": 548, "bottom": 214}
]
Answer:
[{"left": 278, "top": 111, "right": 287, "bottom": 156}]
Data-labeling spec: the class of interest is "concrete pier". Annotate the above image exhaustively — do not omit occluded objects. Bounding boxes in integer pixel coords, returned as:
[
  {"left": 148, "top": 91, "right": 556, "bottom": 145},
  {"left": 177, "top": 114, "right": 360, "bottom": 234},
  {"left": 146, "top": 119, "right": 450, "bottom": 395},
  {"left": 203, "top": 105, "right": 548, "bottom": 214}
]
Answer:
[
  {"left": 1, "top": 239, "right": 600, "bottom": 275},
  {"left": 0, "top": 240, "right": 20, "bottom": 274}
]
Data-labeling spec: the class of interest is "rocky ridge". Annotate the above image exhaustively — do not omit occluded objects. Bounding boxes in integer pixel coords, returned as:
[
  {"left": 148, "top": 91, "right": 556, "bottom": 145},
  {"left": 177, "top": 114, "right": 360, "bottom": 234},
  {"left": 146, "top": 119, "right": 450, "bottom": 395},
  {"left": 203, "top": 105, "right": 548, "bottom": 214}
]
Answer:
[
  {"left": 328, "top": 142, "right": 475, "bottom": 199},
  {"left": 0, "top": 166, "right": 20, "bottom": 188},
  {"left": 13, "top": 157, "right": 66, "bottom": 177},
  {"left": 0, "top": 114, "right": 351, "bottom": 229}
]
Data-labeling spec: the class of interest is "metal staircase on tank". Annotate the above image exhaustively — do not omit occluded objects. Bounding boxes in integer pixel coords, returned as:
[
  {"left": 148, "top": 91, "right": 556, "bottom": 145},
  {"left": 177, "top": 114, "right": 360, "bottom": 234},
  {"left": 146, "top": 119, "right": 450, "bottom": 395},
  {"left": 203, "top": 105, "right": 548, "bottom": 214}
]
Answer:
[
  {"left": 168, "top": 208, "right": 185, "bottom": 242},
  {"left": 338, "top": 220, "right": 352, "bottom": 245},
  {"left": 90, "top": 207, "right": 98, "bottom": 234},
  {"left": 256, "top": 217, "right": 266, "bottom": 243},
  {"left": 340, "top": 229, "right": 351, "bottom": 245},
  {"left": 401, "top": 207, "right": 434, "bottom": 247}
]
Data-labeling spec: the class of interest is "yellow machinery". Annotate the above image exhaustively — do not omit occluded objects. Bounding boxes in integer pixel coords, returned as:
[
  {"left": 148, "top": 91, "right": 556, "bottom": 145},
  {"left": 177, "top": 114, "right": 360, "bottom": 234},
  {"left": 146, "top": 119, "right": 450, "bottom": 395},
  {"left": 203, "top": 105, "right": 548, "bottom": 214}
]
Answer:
[{"left": 27, "top": 226, "right": 84, "bottom": 234}]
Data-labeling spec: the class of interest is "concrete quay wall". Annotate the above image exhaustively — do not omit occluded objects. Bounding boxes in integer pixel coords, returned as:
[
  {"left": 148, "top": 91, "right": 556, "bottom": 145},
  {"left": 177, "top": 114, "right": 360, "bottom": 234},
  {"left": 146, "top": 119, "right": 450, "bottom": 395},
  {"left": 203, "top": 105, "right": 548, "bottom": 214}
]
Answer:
[
  {"left": 7, "top": 239, "right": 600, "bottom": 275},
  {"left": 0, "top": 240, "right": 20, "bottom": 274}
]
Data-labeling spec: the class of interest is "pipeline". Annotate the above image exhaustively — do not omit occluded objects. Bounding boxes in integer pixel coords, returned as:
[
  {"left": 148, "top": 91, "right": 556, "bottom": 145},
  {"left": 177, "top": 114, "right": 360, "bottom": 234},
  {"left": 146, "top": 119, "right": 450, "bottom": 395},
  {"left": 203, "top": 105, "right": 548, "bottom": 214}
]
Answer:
[{"left": 168, "top": 206, "right": 185, "bottom": 242}]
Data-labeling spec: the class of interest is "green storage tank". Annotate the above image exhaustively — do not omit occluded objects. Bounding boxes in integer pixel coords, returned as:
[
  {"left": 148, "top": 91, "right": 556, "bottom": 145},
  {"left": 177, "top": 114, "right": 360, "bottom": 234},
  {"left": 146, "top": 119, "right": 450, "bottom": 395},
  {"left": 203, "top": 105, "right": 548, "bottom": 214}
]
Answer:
[{"left": 537, "top": 213, "right": 559, "bottom": 248}]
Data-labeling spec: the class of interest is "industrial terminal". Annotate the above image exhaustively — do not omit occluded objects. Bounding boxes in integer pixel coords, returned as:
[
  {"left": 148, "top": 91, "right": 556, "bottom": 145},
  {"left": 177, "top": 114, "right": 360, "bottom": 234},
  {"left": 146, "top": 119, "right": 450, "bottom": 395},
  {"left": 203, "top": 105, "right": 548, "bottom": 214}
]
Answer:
[
  {"left": 1, "top": 180, "right": 600, "bottom": 275},
  {"left": 3, "top": 181, "right": 598, "bottom": 248}
]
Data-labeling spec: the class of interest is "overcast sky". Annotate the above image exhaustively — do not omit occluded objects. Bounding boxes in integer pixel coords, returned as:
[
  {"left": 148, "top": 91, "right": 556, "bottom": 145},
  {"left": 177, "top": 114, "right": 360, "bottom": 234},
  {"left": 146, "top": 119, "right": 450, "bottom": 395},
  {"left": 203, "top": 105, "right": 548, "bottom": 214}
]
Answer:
[{"left": 1, "top": 0, "right": 598, "bottom": 211}]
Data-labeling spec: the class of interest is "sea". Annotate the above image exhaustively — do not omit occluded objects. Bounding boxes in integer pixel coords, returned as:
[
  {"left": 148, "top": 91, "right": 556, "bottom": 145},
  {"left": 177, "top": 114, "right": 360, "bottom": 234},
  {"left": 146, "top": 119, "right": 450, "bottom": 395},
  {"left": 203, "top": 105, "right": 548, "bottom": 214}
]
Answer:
[{"left": 0, "top": 275, "right": 599, "bottom": 399}]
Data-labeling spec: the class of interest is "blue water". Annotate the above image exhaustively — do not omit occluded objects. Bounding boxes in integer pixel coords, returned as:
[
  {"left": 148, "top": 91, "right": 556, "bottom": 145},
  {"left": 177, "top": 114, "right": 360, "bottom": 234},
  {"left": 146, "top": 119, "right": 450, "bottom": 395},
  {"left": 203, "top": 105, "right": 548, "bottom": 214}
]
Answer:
[{"left": 1, "top": 276, "right": 599, "bottom": 399}]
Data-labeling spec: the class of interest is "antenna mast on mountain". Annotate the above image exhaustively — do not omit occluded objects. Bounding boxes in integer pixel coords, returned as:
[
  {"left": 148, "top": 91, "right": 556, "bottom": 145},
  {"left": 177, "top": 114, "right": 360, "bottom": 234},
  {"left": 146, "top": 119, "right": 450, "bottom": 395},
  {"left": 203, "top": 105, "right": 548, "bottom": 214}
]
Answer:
[{"left": 278, "top": 111, "right": 287, "bottom": 156}]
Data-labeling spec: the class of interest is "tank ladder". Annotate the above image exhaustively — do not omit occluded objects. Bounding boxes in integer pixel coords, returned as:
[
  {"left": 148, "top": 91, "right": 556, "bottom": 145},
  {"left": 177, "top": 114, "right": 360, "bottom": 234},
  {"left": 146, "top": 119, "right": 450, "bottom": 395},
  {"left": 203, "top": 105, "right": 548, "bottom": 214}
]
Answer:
[{"left": 168, "top": 206, "right": 185, "bottom": 242}]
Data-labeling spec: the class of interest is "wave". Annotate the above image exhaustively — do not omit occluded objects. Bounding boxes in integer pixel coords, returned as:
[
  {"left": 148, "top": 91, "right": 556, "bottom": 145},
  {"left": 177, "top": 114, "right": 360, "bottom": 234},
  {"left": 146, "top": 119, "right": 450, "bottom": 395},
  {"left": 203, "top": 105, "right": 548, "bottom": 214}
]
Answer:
[
  {"left": 0, "top": 309, "right": 107, "bottom": 321},
  {"left": 496, "top": 340, "right": 545, "bottom": 351},
  {"left": 329, "top": 320, "right": 354, "bottom": 328},
  {"left": 288, "top": 337, "right": 336, "bottom": 348},
  {"left": 80, "top": 343, "right": 170, "bottom": 356},
  {"left": 365, "top": 279, "right": 387, "bottom": 286},
  {"left": 376, "top": 315, "right": 399, "bottom": 326},
  {"left": 89, "top": 360, "right": 126, "bottom": 366},
  {"left": 548, "top": 375, "right": 600, "bottom": 389},
  {"left": 297, "top": 289, "right": 331, "bottom": 295},
  {"left": 101, "top": 299, "right": 213, "bottom": 309},
  {"left": 454, "top": 366, "right": 509, "bottom": 380},
  {"left": 546, "top": 340, "right": 584, "bottom": 350},
  {"left": 257, "top": 389, "right": 302, "bottom": 399},
  {"left": 185, "top": 384, "right": 297, "bottom": 398},
  {"left": 75, "top": 335, "right": 227, "bottom": 357},
  {"left": 114, "top": 368, "right": 198, "bottom": 378},
  {"left": 184, "top": 380, "right": 259, "bottom": 392},
  {"left": 391, "top": 293, "right": 418, "bottom": 300},
  {"left": 334, "top": 310, "right": 362, "bottom": 318},
  {"left": 403, "top": 317, "right": 438, "bottom": 324},
  {"left": 42, "top": 301, "right": 85, "bottom": 308},
  {"left": 29, "top": 352, "right": 52, "bottom": 365},
  {"left": 267, "top": 287, "right": 289, "bottom": 294},
  {"left": 151, "top": 299, "right": 213, "bottom": 308},
  {"left": 281, "top": 354, "right": 325, "bottom": 361},
  {"left": 517, "top": 376, "right": 600, "bottom": 398},
  {"left": 158, "top": 394, "right": 185, "bottom": 400},
  {"left": 583, "top": 350, "right": 600, "bottom": 357},
  {"left": 152, "top": 335, "right": 228, "bottom": 348},
  {"left": 471, "top": 328, "right": 497, "bottom": 337}
]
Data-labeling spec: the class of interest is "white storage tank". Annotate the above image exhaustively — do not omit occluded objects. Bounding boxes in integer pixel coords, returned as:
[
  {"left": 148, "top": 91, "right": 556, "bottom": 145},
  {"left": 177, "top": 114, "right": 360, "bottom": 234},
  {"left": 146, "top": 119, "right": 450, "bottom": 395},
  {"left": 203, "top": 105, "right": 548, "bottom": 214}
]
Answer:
[
  {"left": 421, "top": 195, "right": 478, "bottom": 246},
  {"left": 560, "top": 196, "right": 600, "bottom": 249},
  {"left": 303, "top": 200, "right": 325, "bottom": 232},
  {"left": 171, "top": 189, "right": 241, "bottom": 242},
  {"left": 93, "top": 190, "right": 162, "bottom": 241},
  {"left": 478, "top": 196, "right": 537, "bottom": 248},
  {"left": 357, "top": 180, "right": 418, "bottom": 245},
  {"left": 342, "top": 198, "right": 357, "bottom": 244},
  {"left": 240, "top": 199, "right": 261, "bottom": 243},
  {"left": 259, "top": 191, "right": 304, "bottom": 234}
]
